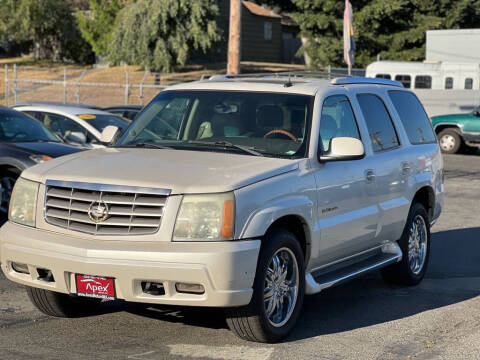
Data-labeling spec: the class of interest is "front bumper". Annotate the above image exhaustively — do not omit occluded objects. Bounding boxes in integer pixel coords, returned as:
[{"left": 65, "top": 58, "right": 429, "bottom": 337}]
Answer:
[{"left": 0, "top": 222, "right": 260, "bottom": 307}]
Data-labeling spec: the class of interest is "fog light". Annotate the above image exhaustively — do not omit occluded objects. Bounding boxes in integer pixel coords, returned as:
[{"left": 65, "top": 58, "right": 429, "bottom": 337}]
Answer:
[
  {"left": 175, "top": 282, "right": 205, "bottom": 294},
  {"left": 11, "top": 262, "right": 29, "bottom": 274}
]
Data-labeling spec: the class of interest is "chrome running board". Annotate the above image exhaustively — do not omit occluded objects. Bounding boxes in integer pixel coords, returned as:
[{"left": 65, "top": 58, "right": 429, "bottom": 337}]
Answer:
[{"left": 305, "top": 242, "right": 402, "bottom": 295}]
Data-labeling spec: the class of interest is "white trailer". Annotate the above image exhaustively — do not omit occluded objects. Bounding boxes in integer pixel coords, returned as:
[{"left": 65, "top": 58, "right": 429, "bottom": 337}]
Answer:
[
  {"left": 366, "top": 61, "right": 480, "bottom": 116},
  {"left": 366, "top": 60, "right": 480, "bottom": 90}
]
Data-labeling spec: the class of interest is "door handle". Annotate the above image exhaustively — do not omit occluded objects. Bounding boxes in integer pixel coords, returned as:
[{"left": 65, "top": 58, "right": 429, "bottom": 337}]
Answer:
[
  {"left": 365, "top": 169, "right": 376, "bottom": 182},
  {"left": 401, "top": 162, "right": 411, "bottom": 175}
]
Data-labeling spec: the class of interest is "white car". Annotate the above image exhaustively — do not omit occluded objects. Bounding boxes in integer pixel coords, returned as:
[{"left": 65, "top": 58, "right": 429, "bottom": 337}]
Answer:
[
  {"left": 1, "top": 76, "right": 443, "bottom": 343},
  {"left": 13, "top": 103, "right": 129, "bottom": 148}
]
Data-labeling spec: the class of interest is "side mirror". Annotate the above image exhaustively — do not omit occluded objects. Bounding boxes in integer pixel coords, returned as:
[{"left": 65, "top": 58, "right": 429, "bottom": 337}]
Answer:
[
  {"left": 65, "top": 131, "right": 87, "bottom": 144},
  {"left": 319, "top": 137, "right": 365, "bottom": 162},
  {"left": 473, "top": 110, "right": 480, "bottom": 117},
  {"left": 100, "top": 125, "right": 119, "bottom": 144}
]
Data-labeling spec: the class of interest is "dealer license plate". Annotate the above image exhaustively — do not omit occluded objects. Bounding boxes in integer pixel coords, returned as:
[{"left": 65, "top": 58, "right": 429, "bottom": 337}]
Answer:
[{"left": 75, "top": 274, "right": 116, "bottom": 300}]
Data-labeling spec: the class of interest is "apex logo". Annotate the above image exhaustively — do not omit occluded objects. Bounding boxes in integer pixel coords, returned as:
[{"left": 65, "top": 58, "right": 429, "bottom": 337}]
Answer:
[{"left": 81, "top": 278, "right": 110, "bottom": 294}]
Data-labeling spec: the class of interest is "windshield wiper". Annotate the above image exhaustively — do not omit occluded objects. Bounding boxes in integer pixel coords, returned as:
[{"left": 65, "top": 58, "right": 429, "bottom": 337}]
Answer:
[
  {"left": 134, "top": 142, "right": 172, "bottom": 149},
  {"left": 188, "top": 140, "right": 263, "bottom": 156}
]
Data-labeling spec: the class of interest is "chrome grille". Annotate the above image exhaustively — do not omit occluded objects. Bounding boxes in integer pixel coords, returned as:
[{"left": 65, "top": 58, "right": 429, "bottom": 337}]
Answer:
[{"left": 44, "top": 180, "right": 169, "bottom": 236}]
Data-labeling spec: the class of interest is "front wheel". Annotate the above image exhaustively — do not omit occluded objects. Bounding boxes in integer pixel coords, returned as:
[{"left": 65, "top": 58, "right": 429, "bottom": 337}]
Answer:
[
  {"left": 26, "top": 286, "right": 102, "bottom": 317},
  {"left": 438, "top": 129, "right": 462, "bottom": 154},
  {"left": 381, "top": 203, "right": 431, "bottom": 286},
  {"left": 0, "top": 169, "right": 19, "bottom": 215},
  {"left": 225, "top": 229, "right": 305, "bottom": 343}
]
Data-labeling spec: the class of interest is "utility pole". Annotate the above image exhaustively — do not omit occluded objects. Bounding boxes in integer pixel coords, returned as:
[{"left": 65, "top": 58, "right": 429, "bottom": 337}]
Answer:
[{"left": 227, "top": 0, "right": 241, "bottom": 75}]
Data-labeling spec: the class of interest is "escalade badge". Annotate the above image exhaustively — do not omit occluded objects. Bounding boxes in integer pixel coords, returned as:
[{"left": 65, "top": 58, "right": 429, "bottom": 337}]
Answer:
[{"left": 88, "top": 201, "right": 110, "bottom": 223}]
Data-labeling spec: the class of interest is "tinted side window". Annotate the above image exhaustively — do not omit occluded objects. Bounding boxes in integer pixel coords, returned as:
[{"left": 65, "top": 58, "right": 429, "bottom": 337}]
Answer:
[
  {"left": 23, "top": 111, "right": 43, "bottom": 121},
  {"left": 415, "top": 76, "right": 432, "bottom": 89},
  {"left": 357, "top": 94, "right": 399, "bottom": 152},
  {"left": 376, "top": 74, "right": 391, "bottom": 79},
  {"left": 395, "top": 75, "right": 411, "bottom": 88},
  {"left": 40, "top": 112, "right": 87, "bottom": 139},
  {"left": 388, "top": 90, "right": 436, "bottom": 145},
  {"left": 320, "top": 95, "right": 360, "bottom": 152}
]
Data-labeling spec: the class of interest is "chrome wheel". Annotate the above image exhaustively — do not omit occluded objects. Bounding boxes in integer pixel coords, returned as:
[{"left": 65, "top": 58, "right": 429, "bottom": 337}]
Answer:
[
  {"left": 407, "top": 214, "right": 428, "bottom": 275},
  {"left": 0, "top": 176, "right": 16, "bottom": 214},
  {"left": 440, "top": 134, "right": 456, "bottom": 152},
  {"left": 264, "top": 247, "right": 299, "bottom": 328}
]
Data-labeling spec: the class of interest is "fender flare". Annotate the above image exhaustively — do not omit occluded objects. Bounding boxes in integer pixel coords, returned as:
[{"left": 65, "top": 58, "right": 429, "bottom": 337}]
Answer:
[{"left": 239, "top": 195, "right": 314, "bottom": 241}]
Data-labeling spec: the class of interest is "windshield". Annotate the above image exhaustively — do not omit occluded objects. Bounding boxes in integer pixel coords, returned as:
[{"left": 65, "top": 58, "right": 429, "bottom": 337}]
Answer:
[
  {"left": 116, "top": 90, "right": 313, "bottom": 158},
  {"left": 0, "top": 110, "right": 61, "bottom": 143},
  {"left": 78, "top": 114, "right": 129, "bottom": 132}
]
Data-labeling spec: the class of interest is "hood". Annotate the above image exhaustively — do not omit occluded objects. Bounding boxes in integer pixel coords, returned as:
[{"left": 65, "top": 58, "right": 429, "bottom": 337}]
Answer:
[
  {"left": 432, "top": 113, "right": 472, "bottom": 122},
  {"left": 12, "top": 141, "right": 82, "bottom": 157},
  {"left": 22, "top": 148, "right": 300, "bottom": 194}
]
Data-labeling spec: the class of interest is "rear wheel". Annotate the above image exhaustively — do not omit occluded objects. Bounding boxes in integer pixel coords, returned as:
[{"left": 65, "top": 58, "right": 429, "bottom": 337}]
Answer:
[
  {"left": 225, "top": 229, "right": 305, "bottom": 343},
  {"left": 381, "top": 203, "right": 430, "bottom": 286},
  {"left": 26, "top": 287, "right": 102, "bottom": 317},
  {"left": 438, "top": 129, "right": 462, "bottom": 154}
]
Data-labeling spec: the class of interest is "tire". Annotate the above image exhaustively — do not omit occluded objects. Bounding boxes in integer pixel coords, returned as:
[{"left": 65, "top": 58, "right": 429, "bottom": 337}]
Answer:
[
  {"left": 26, "top": 286, "right": 102, "bottom": 317},
  {"left": 0, "top": 169, "right": 19, "bottom": 215},
  {"left": 225, "top": 228, "right": 305, "bottom": 343},
  {"left": 438, "top": 129, "right": 462, "bottom": 154},
  {"left": 462, "top": 144, "right": 479, "bottom": 154},
  {"left": 381, "top": 203, "right": 431, "bottom": 286}
]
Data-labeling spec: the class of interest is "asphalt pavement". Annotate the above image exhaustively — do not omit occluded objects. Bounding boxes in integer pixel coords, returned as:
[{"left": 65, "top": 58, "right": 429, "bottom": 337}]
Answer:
[{"left": 1, "top": 153, "right": 480, "bottom": 359}]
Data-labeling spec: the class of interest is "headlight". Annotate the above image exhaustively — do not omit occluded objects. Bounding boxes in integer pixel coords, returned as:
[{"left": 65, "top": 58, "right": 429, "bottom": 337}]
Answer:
[
  {"left": 173, "top": 192, "right": 235, "bottom": 241},
  {"left": 9, "top": 178, "right": 39, "bottom": 227},
  {"left": 29, "top": 155, "right": 52, "bottom": 164}
]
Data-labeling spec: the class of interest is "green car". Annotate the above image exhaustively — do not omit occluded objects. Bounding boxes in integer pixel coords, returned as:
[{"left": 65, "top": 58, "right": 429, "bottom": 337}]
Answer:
[{"left": 432, "top": 106, "right": 480, "bottom": 154}]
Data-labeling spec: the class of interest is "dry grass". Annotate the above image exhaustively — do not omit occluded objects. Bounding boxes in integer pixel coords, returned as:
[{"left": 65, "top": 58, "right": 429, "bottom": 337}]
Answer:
[{"left": 0, "top": 60, "right": 306, "bottom": 107}]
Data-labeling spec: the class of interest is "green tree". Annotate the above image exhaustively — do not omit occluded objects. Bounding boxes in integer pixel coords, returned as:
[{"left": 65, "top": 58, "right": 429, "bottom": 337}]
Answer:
[
  {"left": 108, "top": 0, "right": 220, "bottom": 72},
  {"left": 0, "top": 0, "right": 94, "bottom": 62},
  {"left": 77, "top": 0, "right": 126, "bottom": 56},
  {"left": 291, "top": 0, "right": 480, "bottom": 68}
]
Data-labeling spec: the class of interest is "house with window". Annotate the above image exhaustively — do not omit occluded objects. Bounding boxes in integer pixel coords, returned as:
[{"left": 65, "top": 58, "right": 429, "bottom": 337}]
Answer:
[{"left": 207, "top": 1, "right": 302, "bottom": 64}]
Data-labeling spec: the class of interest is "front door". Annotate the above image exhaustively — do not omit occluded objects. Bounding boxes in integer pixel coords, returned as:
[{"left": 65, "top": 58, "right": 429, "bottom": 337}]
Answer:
[{"left": 311, "top": 94, "right": 379, "bottom": 268}]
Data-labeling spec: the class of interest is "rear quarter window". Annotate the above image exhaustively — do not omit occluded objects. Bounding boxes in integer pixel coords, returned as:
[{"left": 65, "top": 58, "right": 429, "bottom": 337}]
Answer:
[{"left": 388, "top": 90, "right": 436, "bottom": 145}]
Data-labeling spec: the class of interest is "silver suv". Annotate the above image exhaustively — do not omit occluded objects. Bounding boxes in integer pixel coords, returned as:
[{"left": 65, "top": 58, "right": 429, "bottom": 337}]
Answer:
[{"left": 0, "top": 76, "right": 443, "bottom": 343}]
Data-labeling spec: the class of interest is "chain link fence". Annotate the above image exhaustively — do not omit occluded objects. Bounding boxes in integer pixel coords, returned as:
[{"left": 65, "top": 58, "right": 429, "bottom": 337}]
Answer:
[
  {"left": 2, "top": 64, "right": 365, "bottom": 108},
  {"left": 3, "top": 65, "right": 172, "bottom": 108}
]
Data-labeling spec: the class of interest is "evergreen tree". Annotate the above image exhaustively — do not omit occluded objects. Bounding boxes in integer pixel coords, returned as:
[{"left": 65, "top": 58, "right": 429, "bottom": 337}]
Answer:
[
  {"left": 0, "top": 0, "right": 94, "bottom": 63},
  {"left": 77, "top": 0, "right": 126, "bottom": 56},
  {"left": 108, "top": 0, "right": 220, "bottom": 72},
  {"left": 291, "top": 0, "right": 480, "bottom": 68}
]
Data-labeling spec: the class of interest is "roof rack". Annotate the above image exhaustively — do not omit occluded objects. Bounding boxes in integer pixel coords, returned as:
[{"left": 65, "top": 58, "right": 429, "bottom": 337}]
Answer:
[
  {"left": 331, "top": 77, "right": 404, "bottom": 87},
  {"left": 208, "top": 71, "right": 330, "bottom": 81}
]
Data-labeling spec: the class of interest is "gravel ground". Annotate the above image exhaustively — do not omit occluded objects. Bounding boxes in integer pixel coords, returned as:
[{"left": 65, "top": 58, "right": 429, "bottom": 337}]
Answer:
[{"left": 1, "top": 153, "right": 480, "bottom": 360}]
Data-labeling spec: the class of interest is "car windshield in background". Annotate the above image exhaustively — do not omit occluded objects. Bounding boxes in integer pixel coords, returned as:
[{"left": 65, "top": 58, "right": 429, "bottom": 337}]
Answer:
[
  {"left": 116, "top": 91, "right": 313, "bottom": 158},
  {"left": 77, "top": 114, "right": 129, "bottom": 132},
  {"left": 0, "top": 110, "right": 60, "bottom": 143}
]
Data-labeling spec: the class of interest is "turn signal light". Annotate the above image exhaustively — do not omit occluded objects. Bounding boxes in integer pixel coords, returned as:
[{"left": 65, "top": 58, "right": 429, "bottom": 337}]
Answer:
[{"left": 221, "top": 199, "right": 234, "bottom": 238}]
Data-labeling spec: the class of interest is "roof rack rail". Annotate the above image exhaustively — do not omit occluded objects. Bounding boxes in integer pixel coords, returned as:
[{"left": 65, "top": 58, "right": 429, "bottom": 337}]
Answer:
[
  {"left": 208, "top": 71, "right": 330, "bottom": 81},
  {"left": 331, "top": 77, "right": 404, "bottom": 87}
]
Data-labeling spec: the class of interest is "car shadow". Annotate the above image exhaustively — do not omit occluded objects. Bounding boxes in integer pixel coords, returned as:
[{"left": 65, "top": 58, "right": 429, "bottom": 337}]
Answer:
[{"left": 87, "top": 227, "right": 480, "bottom": 340}]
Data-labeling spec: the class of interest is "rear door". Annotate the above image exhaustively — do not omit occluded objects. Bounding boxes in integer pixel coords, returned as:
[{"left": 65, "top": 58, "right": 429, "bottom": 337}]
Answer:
[
  {"left": 355, "top": 92, "right": 407, "bottom": 245},
  {"left": 311, "top": 94, "right": 379, "bottom": 267}
]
